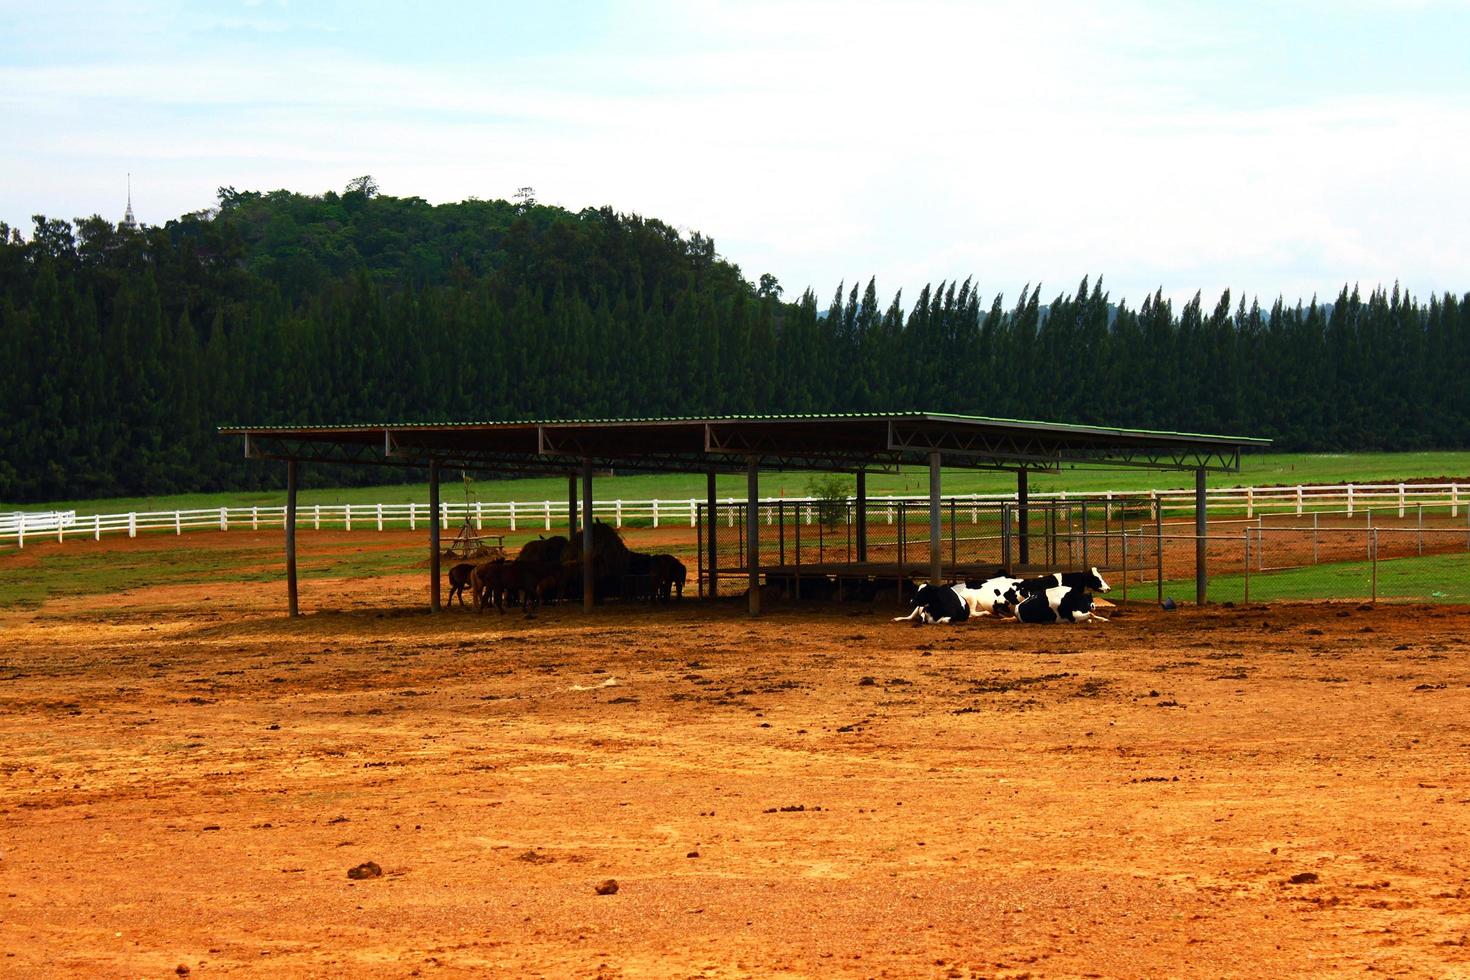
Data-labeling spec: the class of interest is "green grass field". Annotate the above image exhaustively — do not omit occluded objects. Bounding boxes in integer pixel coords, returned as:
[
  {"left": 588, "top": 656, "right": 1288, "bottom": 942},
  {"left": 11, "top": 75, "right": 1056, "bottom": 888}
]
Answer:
[
  {"left": 7, "top": 451, "right": 1469, "bottom": 518},
  {"left": 1145, "top": 551, "right": 1470, "bottom": 605},
  {"left": 0, "top": 543, "right": 430, "bottom": 610}
]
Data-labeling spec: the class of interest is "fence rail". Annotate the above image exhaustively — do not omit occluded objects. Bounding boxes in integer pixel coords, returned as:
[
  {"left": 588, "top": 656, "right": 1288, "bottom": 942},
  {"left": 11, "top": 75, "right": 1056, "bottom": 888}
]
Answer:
[{"left": 4, "top": 482, "right": 1468, "bottom": 550}]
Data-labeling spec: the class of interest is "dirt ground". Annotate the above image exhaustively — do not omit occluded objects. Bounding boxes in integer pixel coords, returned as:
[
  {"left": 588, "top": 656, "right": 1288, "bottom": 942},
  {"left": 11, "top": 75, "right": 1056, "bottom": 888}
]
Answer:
[{"left": 3, "top": 532, "right": 1470, "bottom": 978}]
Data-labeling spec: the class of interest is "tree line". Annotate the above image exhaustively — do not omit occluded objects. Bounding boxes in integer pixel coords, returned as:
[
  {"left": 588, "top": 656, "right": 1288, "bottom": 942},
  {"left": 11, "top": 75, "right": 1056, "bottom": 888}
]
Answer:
[{"left": 1, "top": 182, "right": 1466, "bottom": 503}]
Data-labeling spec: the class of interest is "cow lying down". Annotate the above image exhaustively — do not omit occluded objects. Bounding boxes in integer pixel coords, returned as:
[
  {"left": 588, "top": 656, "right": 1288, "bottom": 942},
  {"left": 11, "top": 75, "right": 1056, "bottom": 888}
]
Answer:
[
  {"left": 893, "top": 583, "right": 982, "bottom": 624},
  {"left": 1005, "top": 583, "right": 1109, "bottom": 624},
  {"left": 897, "top": 567, "right": 1111, "bottom": 625}
]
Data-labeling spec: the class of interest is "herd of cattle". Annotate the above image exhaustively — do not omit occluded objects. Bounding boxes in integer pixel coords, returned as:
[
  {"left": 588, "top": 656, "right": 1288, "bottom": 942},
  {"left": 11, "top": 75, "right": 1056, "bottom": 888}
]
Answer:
[
  {"left": 445, "top": 521, "right": 1112, "bottom": 627},
  {"left": 446, "top": 522, "right": 687, "bottom": 613},
  {"left": 895, "top": 567, "right": 1112, "bottom": 626}
]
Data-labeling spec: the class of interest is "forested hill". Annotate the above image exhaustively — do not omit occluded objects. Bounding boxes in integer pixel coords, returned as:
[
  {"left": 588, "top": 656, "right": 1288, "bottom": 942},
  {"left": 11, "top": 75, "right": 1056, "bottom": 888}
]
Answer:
[{"left": 1, "top": 181, "right": 1467, "bottom": 502}]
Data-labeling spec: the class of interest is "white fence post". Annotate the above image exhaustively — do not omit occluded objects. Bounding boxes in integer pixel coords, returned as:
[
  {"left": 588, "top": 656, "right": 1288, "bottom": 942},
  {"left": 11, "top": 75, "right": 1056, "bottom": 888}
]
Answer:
[
  {"left": 219, "top": 507, "right": 228, "bottom": 531},
  {"left": 689, "top": 498, "right": 697, "bottom": 527},
  {"left": 249, "top": 506, "right": 257, "bottom": 530},
  {"left": 1453, "top": 484, "right": 1460, "bottom": 518},
  {"left": 1295, "top": 485, "right": 1303, "bottom": 516},
  {"left": 508, "top": 501, "right": 516, "bottom": 531},
  {"left": 175, "top": 510, "right": 182, "bottom": 535},
  {"left": 15, "top": 521, "right": 22, "bottom": 549},
  {"left": 543, "top": 500, "right": 551, "bottom": 531},
  {"left": 128, "top": 512, "right": 137, "bottom": 538},
  {"left": 652, "top": 499, "right": 660, "bottom": 529},
  {"left": 728, "top": 498, "right": 736, "bottom": 527},
  {"left": 408, "top": 502, "right": 416, "bottom": 531},
  {"left": 314, "top": 504, "right": 321, "bottom": 530},
  {"left": 94, "top": 514, "right": 101, "bottom": 541},
  {"left": 1398, "top": 483, "right": 1406, "bottom": 518},
  {"left": 58, "top": 517, "right": 64, "bottom": 543},
  {"left": 1347, "top": 484, "right": 1354, "bottom": 516},
  {"left": 345, "top": 504, "right": 352, "bottom": 532},
  {"left": 475, "top": 501, "right": 483, "bottom": 530},
  {"left": 1246, "top": 486, "right": 1253, "bottom": 519},
  {"left": 376, "top": 503, "right": 384, "bottom": 532},
  {"left": 615, "top": 500, "right": 623, "bottom": 528}
]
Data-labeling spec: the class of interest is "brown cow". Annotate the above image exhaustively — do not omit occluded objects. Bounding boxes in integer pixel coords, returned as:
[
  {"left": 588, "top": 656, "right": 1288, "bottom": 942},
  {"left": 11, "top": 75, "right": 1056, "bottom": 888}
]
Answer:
[
  {"left": 447, "top": 562, "right": 476, "bottom": 607},
  {"left": 470, "top": 559, "right": 510, "bottom": 613},
  {"left": 650, "top": 554, "right": 687, "bottom": 602}
]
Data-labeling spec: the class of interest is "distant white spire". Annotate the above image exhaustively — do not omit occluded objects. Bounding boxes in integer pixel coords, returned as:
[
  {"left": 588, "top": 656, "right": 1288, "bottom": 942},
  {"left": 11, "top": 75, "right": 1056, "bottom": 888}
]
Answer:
[{"left": 122, "top": 173, "right": 137, "bottom": 229}]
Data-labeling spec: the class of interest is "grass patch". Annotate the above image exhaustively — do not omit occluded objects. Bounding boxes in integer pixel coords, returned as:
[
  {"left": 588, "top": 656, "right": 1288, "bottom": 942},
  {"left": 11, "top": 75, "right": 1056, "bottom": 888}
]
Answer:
[
  {"left": 1150, "top": 551, "right": 1470, "bottom": 605},
  {"left": 0, "top": 542, "right": 428, "bottom": 609}
]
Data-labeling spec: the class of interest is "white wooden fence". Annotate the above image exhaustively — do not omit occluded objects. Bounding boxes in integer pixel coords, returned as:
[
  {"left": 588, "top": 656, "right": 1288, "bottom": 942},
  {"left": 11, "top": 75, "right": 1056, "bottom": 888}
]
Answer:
[{"left": 3, "top": 482, "right": 1467, "bottom": 549}]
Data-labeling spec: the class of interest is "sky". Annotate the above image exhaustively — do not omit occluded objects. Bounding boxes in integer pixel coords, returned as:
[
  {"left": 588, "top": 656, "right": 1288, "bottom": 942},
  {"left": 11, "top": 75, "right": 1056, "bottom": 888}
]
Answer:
[{"left": 3, "top": 0, "right": 1469, "bottom": 310}]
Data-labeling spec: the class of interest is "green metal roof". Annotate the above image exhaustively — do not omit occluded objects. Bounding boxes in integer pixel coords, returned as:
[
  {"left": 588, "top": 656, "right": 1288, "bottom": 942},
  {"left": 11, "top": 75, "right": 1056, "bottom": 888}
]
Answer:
[
  {"left": 220, "top": 410, "right": 1269, "bottom": 446},
  {"left": 222, "top": 411, "right": 1268, "bottom": 474}
]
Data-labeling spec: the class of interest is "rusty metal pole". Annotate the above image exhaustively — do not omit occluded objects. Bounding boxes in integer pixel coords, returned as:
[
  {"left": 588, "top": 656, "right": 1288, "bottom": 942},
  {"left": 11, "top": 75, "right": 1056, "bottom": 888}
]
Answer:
[
  {"left": 429, "top": 460, "right": 442, "bottom": 613},
  {"left": 1195, "top": 466, "right": 1208, "bottom": 606},
  {"left": 582, "top": 457, "right": 595, "bottom": 613},
  {"left": 706, "top": 470, "right": 719, "bottom": 599},
  {"left": 929, "top": 451, "right": 943, "bottom": 585},
  {"left": 285, "top": 459, "right": 299, "bottom": 617},
  {"left": 567, "top": 474, "right": 578, "bottom": 541},
  {"left": 747, "top": 457, "right": 761, "bottom": 616},
  {"left": 1017, "top": 469, "right": 1030, "bottom": 566}
]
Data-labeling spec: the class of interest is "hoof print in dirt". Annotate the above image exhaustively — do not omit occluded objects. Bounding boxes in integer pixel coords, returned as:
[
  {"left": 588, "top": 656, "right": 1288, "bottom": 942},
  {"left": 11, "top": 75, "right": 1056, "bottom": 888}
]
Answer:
[
  {"left": 1286, "top": 871, "right": 1319, "bottom": 885},
  {"left": 595, "top": 878, "right": 619, "bottom": 895},
  {"left": 347, "top": 861, "right": 383, "bottom": 880},
  {"left": 516, "top": 850, "right": 555, "bottom": 864}
]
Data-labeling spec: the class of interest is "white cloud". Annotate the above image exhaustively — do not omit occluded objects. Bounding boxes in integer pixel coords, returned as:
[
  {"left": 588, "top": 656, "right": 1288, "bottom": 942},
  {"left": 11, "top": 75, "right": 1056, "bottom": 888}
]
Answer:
[{"left": 2, "top": 0, "right": 1468, "bottom": 307}]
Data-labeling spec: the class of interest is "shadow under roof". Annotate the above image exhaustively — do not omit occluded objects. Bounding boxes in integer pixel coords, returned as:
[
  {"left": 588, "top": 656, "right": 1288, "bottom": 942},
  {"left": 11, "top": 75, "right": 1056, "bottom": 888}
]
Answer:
[{"left": 222, "top": 412, "right": 1269, "bottom": 475}]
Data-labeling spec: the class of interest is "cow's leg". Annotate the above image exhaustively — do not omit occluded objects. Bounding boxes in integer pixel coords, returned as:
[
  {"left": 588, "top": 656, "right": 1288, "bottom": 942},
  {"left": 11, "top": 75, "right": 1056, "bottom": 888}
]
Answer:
[{"left": 892, "top": 606, "right": 924, "bottom": 622}]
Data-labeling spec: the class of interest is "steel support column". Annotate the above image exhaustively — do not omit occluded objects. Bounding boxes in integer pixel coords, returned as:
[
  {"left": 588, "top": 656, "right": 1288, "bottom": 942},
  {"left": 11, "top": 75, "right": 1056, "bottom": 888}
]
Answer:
[
  {"left": 429, "top": 460, "right": 442, "bottom": 612},
  {"left": 855, "top": 469, "right": 868, "bottom": 562},
  {"left": 568, "top": 474, "right": 579, "bottom": 540},
  {"left": 707, "top": 471, "right": 719, "bottom": 598},
  {"left": 1017, "top": 468, "right": 1030, "bottom": 566},
  {"left": 583, "top": 457, "right": 595, "bottom": 613},
  {"left": 285, "top": 459, "right": 299, "bottom": 617},
  {"left": 929, "top": 451, "right": 943, "bottom": 584},
  {"left": 747, "top": 458, "right": 760, "bottom": 615},
  {"left": 1195, "top": 466, "right": 1208, "bottom": 606}
]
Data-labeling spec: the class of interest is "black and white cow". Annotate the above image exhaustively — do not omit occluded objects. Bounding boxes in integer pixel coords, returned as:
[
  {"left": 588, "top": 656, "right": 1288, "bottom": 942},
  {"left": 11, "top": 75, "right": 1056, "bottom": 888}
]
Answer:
[
  {"left": 894, "top": 583, "right": 972, "bottom": 624},
  {"left": 1016, "top": 565, "right": 1111, "bottom": 596},
  {"left": 969, "top": 575, "right": 1024, "bottom": 617},
  {"left": 1007, "top": 584, "right": 1109, "bottom": 624}
]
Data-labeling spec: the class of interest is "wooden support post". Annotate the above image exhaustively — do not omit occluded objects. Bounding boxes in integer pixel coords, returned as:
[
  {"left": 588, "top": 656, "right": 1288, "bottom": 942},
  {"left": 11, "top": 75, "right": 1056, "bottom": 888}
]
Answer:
[
  {"left": 1017, "top": 469, "right": 1030, "bottom": 566},
  {"left": 1195, "top": 466, "right": 1208, "bottom": 607},
  {"left": 568, "top": 474, "right": 579, "bottom": 540},
  {"left": 855, "top": 469, "right": 868, "bottom": 562},
  {"left": 582, "top": 458, "right": 595, "bottom": 613},
  {"left": 929, "top": 451, "right": 943, "bottom": 585},
  {"left": 286, "top": 460, "right": 299, "bottom": 618},
  {"left": 747, "top": 458, "right": 761, "bottom": 615},
  {"left": 707, "top": 471, "right": 719, "bottom": 598}
]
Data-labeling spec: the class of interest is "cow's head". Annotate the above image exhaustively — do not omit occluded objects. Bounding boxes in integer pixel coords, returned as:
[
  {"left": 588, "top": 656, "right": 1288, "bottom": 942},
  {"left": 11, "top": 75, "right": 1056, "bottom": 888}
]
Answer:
[
  {"left": 906, "top": 583, "right": 940, "bottom": 611},
  {"left": 1089, "top": 566, "right": 1112, "bottom": 592}
]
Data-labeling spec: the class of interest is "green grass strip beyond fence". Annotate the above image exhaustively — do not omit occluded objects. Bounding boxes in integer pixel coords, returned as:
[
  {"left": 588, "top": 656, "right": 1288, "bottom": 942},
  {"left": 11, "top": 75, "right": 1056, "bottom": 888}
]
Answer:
[{"left": 1151, "top": 552, "right": 1470, "bottom": 605}]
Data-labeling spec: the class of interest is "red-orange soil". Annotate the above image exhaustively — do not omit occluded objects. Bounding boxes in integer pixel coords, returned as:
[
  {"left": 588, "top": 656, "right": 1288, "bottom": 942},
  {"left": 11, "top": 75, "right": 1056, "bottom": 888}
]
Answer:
[{"left": 2, "top": 532, "right": 1469, "bottom": 977}]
